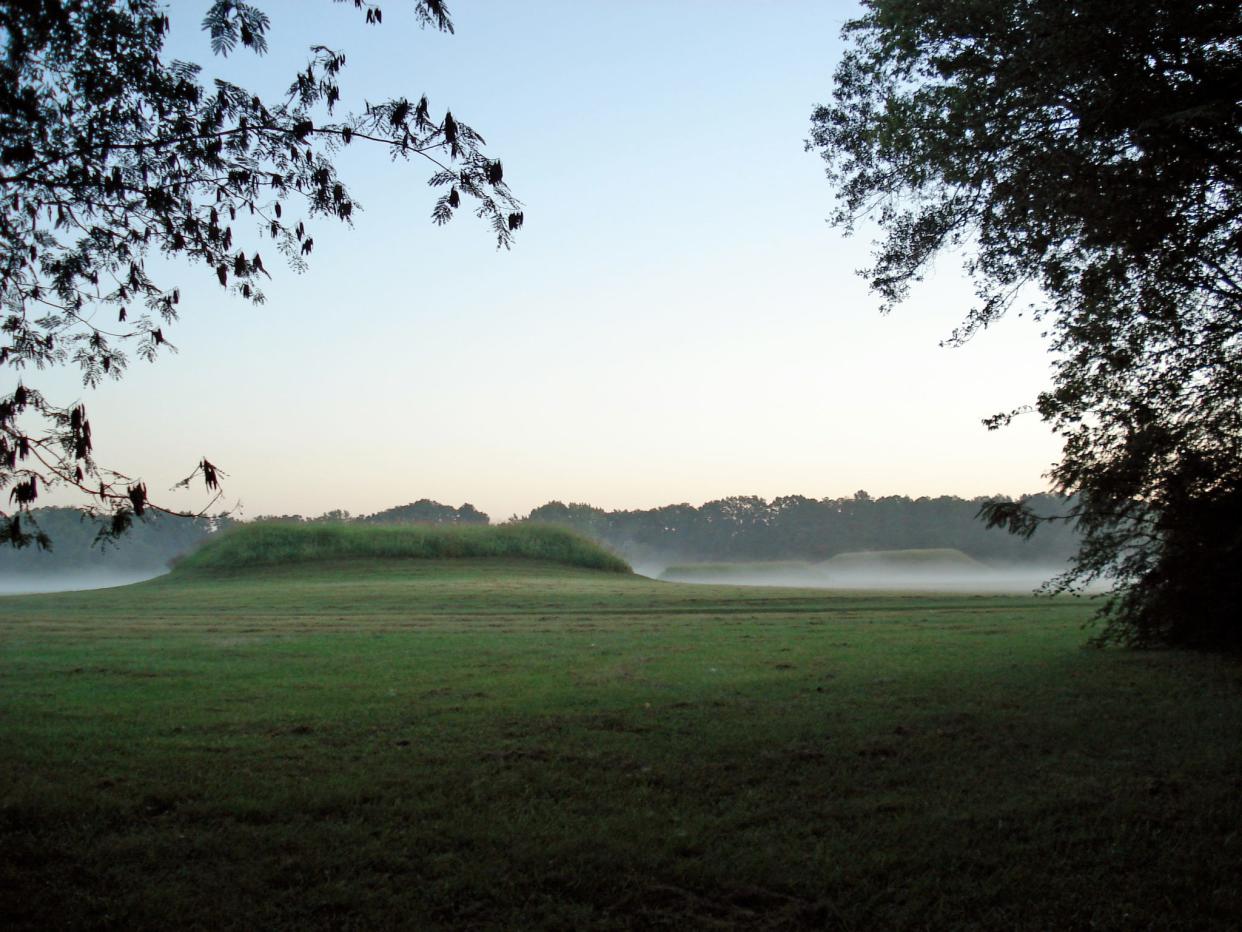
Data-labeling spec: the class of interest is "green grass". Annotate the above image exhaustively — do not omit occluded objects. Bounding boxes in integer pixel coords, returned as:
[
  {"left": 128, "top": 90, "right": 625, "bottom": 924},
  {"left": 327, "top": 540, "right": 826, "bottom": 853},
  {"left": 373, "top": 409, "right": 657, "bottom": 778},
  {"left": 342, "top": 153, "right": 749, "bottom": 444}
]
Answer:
[
  {"left": 2, "top": 559, "right": 1240, "bottom": 929},
  {"left": 175, "top": 521, "right": 632, "bottom": 573}
]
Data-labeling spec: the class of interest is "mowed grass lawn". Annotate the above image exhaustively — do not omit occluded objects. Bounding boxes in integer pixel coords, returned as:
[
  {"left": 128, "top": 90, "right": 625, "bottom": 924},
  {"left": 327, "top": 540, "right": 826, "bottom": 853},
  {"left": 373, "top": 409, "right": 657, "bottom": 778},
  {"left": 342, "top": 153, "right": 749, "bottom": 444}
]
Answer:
[{"left": 1, "top": 559, "right": 1240, "bottom": 930}]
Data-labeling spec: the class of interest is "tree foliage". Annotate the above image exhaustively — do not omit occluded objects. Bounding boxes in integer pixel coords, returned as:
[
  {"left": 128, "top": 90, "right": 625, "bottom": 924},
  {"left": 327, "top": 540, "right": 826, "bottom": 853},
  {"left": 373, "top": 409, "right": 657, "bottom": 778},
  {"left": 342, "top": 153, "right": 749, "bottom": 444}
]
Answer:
[
  {"left": 362, "top": 498, "right": 489, "bottom": 525},
  {"left": 809, "top": 0, "right": 1242, "bottom": 647},
  {"left": 0, "top": 0, "right": 521, "bottom": 546}
]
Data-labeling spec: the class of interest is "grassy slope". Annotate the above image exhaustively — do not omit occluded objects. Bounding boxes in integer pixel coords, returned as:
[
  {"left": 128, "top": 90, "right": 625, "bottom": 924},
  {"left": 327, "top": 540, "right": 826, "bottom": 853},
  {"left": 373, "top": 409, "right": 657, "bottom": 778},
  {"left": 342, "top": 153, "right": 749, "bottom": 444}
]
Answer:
[{"left": 1, "top": 561, "right": 1240, "bottom": 930}]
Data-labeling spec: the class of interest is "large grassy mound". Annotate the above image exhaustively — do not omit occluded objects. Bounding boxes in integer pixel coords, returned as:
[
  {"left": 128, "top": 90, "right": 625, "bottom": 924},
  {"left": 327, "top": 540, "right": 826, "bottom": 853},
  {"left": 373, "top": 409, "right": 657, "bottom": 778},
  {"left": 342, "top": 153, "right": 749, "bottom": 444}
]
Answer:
[{"left": 175, "top": 522, "right": 631, "bottom": 574}]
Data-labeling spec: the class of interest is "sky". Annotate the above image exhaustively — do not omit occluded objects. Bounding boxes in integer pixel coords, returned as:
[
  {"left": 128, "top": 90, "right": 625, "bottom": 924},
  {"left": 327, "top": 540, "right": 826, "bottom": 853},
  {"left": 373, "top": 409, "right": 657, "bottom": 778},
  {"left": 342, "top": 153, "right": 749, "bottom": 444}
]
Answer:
[{"left": 36, "top": 0, "right": 1063, "bottom": 522}]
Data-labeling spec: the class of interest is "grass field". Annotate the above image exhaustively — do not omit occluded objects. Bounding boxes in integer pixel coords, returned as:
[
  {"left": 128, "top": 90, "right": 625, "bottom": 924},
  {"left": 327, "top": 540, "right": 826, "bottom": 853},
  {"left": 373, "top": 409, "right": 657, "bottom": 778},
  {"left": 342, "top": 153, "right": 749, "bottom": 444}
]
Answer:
[{"left": 2, "top": 557, "right": 1240, "bottom": 929}]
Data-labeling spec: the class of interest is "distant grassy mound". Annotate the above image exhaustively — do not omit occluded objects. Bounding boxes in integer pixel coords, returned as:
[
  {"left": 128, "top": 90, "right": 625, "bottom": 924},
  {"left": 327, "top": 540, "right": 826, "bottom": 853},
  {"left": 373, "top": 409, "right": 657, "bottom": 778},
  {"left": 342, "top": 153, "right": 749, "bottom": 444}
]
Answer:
[
  {"left": 659, "top": 561, "right": 818, "bottom": 582},
  {"left": 656, "top": 549, "right": 1003, "bottom": 590},
  {"left": 175, "top": 523, "right": 631, "bottom": 574},
  {"left": 660, "top": 551, "right": 987, "bottom": 582},
  {"left": 819, "top": 547, "right": 988, "bottom": 570}
]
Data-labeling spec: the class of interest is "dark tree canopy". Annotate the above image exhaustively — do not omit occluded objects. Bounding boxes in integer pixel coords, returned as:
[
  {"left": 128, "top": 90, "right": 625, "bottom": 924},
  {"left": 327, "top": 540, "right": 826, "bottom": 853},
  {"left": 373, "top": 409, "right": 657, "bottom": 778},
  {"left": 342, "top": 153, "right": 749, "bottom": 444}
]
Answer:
[
  {"left": 361, "top": 498, "right": 489, "bottom": 525},
  {"left": 1, "top": 0, "right": 521, "bottom": 546},
  {"left": 810, "top": 0, "right": 1241, "bottom": 647}
]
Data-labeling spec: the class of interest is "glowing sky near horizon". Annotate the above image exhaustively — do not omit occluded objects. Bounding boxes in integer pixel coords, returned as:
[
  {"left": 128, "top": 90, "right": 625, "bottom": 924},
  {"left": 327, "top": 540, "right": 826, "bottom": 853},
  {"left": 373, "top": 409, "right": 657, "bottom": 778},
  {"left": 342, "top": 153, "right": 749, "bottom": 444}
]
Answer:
[{"left": 33, "top": 0, "right": 1064, "bottom": 521}]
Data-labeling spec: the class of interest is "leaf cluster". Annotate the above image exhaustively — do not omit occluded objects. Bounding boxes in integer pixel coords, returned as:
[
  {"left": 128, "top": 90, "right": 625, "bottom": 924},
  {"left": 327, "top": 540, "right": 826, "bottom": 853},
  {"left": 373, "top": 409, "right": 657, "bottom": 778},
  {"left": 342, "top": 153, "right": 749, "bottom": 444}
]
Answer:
[{"left": 1, "top": 0, "right": 521, "bottom": 545}]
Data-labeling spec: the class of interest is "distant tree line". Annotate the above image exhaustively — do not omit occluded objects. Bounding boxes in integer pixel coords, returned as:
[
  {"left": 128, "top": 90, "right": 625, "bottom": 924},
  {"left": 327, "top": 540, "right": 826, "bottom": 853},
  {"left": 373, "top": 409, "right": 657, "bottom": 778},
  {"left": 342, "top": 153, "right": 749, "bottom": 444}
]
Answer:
[
  {"left": 251, "top": 499, "right": 489, "bottom": 526},
  {"left": 360, "top": 501, "right": 489, "bottom": 526},
  {"left": 1, "top": 493, "right": 1075, "bottom": 579},
  {"left": 520, "top": 492, "right": 1078, "bottom": 566}
]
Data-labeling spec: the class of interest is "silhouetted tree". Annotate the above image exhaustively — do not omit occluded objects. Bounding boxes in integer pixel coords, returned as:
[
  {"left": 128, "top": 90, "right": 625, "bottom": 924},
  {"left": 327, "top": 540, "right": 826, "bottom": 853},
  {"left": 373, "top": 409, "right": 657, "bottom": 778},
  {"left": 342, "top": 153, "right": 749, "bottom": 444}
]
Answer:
[
  {"left": 809, "top": 0, "right": 1241, "bottom": 648},
  {"left": 1, "top": 0, "right": 521, "bottom": 546}
]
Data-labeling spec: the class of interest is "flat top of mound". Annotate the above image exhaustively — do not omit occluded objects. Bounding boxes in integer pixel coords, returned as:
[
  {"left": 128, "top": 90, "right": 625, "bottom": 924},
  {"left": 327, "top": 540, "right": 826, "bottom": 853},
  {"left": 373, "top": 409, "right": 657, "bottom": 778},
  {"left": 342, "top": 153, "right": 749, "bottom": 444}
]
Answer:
[
  {"left": 659, "top": 551, "right": 988, "bottom": 578},
  {"left": 820, "top": 548, "right": 988, "bottom": 568},
  {"left": 660, "top": 561, "right": 815, "bottom": 578},
  {"left": 175, "top": 523, "right": 631, "bottom": 574}
]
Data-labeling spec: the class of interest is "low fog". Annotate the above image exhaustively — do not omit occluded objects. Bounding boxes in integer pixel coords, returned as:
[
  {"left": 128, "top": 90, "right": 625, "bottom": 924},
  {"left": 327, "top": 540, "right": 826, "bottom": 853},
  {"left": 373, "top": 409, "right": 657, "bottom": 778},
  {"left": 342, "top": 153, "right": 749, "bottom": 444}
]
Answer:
[
  {"left": 644, "top": 553, "right": 1085, "bottom": 594},
  {"left": 659, "top": 566, "right": 1066, "bottom": 592},
  {"left": 0, "top": 570, "right": 168, "bottom": 596}
]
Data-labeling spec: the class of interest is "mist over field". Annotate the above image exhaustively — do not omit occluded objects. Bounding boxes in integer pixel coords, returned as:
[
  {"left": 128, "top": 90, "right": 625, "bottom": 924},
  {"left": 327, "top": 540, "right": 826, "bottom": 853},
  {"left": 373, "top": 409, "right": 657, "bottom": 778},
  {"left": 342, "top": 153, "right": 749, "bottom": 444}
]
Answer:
[
  {"left": 0, "top": 570, "right": 167, "bottom": 595},
  {"left": 646, "top": 560, "right": 1071, "bottom": 593},
  {"left": 645, "top": 547, "right": 1081, "bottom": 593},
  {"left": 1, "top": 495, "right": 1086, "bottom": 596},
  {"left": 0, "top": 507, "right": 220, "bottom": 594}
]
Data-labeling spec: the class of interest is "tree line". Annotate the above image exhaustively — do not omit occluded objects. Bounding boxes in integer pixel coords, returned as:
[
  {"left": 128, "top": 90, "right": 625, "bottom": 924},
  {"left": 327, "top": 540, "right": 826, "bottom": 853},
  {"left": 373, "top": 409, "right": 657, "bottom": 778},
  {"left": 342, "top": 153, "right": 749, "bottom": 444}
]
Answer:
[
  {"left": 251, "top": 499, "right": 489, "bottom": 527},
  {"left": 519, "top": 492, "right": 1077, "bottom": 567}
]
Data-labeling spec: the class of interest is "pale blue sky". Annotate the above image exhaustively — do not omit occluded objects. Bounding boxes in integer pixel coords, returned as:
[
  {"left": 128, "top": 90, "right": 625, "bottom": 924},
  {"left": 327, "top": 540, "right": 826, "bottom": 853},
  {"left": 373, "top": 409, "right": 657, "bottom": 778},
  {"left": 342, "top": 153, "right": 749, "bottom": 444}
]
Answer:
[{"left": 39, "top": 1, "right": 1061, "bottom": 520}]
